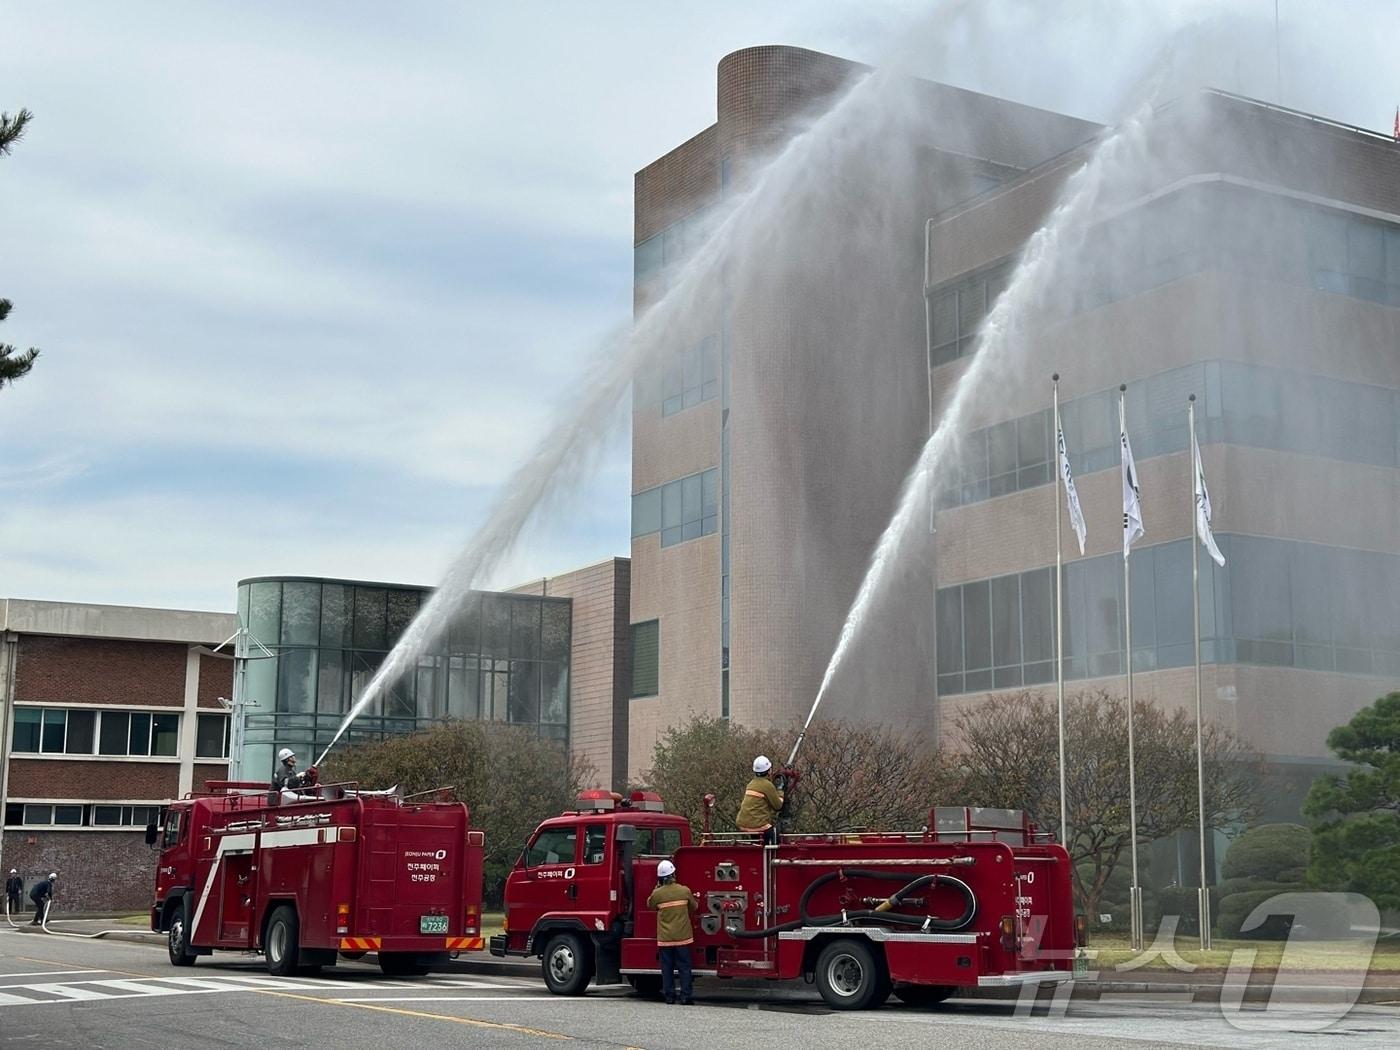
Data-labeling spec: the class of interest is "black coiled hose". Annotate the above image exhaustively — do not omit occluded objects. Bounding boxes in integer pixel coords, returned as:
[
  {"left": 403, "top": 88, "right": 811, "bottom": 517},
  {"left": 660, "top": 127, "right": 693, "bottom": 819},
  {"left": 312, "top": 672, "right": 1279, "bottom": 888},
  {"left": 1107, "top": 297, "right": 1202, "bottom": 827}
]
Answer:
[{"left": 728, "top": 867, "right": 978, "bottom": 940}]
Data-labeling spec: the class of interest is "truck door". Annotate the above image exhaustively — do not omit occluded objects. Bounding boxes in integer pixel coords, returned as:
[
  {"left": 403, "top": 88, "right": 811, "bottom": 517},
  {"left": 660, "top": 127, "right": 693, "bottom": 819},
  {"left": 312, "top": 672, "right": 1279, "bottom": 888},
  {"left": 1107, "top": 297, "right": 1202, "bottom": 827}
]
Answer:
[
  {"left": 512, "top": 823, "right": 579, "bottom": 946},
  {"left": 574, "top": 823, "right": 612, "bottom": 922}
]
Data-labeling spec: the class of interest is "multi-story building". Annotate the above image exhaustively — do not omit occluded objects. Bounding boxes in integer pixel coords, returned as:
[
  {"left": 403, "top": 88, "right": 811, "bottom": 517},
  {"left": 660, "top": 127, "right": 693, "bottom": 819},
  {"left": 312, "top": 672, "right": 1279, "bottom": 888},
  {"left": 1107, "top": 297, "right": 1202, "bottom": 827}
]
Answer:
[
  {"left": 0, "top": 599, "right": 237, "bottom": 912},
  {"left": 629, "top": 47, "right": 1400, "bottom": 869},
  {"left": 628, "top": 45, "right": 1097, "bottom": 780},
  {"left": 234, "top": 558, "right": 630, "bottom": 790},
  {"left": 928, "top": 90, "right": 1400, "bottom": 832}
]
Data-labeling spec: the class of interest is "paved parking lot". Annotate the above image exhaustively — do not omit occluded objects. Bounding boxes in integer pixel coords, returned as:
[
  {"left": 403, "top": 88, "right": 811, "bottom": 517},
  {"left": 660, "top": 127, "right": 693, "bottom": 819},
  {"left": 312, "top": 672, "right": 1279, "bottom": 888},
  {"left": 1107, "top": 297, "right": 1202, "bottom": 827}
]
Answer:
[{"left": 4, "top": 925, "right": 1399, "bottom": 1049}]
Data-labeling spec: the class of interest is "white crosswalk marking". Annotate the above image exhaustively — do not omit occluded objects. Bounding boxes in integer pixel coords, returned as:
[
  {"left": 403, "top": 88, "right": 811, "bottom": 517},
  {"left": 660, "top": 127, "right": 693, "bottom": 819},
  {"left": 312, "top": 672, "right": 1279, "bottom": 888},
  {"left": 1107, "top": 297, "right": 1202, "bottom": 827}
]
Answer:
[
  {"left": 0, "top": 969, "right": 543, "bottom": 1009},
  {"left": 27, "top": 984, "right": 112, "bottom": 1001}
]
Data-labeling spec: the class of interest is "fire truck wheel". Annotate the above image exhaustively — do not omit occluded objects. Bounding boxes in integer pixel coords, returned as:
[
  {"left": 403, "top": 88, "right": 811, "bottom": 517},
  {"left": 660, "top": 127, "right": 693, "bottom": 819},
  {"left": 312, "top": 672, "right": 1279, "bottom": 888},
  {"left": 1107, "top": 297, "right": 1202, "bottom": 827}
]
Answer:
[
  {"left": 541, "top": 932, "right": 594, "bottom": 996},
  {"left": 167, "top": 897, "right": 197, "bottom": 967},
  {"left": 814, "top": 938, "right": 885, "bottom": 1011},
  {"left": 893, "top": 983, "right": 956, "bottom": 1007},
  {"left": 265, "top": 905, "right": 300, "bottom": 977}
]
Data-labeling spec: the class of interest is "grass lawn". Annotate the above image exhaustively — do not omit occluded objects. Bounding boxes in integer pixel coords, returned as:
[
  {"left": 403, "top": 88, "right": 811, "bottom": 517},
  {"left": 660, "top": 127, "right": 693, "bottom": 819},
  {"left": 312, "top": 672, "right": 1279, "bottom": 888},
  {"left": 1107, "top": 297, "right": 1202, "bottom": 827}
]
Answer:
[{"left": 1088, "top": 931, "right": 1400, "bottom": 973}]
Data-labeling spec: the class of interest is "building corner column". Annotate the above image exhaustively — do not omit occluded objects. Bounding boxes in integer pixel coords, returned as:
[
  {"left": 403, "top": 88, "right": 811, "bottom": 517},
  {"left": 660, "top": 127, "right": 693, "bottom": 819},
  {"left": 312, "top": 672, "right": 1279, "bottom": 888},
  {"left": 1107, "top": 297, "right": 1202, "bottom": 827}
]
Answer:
[{"left": 178, "top": 646, "right": 200, "bottom": 796}]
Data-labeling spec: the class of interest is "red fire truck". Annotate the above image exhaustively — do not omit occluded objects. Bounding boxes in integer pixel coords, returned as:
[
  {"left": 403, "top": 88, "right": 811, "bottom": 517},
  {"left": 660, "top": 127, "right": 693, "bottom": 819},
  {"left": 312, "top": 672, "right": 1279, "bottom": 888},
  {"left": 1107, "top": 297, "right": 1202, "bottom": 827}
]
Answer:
[
  {"left": 149, "top": 780, "right": 484, "bottom": 976},
  {"left": 491, "top": 789, "right": 1086, "bottom": 1009}
]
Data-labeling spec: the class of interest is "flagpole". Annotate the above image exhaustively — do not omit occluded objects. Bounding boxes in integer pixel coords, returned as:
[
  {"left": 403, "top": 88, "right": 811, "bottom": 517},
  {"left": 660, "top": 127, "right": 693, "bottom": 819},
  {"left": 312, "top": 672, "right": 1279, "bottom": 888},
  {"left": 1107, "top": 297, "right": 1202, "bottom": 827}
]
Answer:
[
  {"left": 1189, "top": 395, "right": 1212, "bottom": 950},
  {"left": 1053, "top": 374, "right": 1068, "bottom": 848},
  {"left": 1121, "top": 384, "right": 1143, "bottom": 951}
]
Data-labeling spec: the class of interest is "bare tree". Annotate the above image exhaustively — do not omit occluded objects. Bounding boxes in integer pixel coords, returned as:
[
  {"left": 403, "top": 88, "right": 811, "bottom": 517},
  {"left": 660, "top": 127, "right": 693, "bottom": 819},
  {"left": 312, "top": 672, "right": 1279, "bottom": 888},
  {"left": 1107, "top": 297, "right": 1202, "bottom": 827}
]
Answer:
[{"left": 951, "top": 689, "right": 1261, "bottom": 916}]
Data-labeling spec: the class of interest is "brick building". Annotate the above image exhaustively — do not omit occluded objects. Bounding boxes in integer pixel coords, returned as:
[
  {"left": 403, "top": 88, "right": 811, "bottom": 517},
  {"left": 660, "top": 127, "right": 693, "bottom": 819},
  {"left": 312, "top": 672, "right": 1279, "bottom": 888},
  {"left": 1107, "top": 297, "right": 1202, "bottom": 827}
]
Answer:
[
  {"left": 1, "top": 599, "right": 238, "bottom": 913},
  {"left": 627, "top": 43, "right": 1400, "bottom": 881}
]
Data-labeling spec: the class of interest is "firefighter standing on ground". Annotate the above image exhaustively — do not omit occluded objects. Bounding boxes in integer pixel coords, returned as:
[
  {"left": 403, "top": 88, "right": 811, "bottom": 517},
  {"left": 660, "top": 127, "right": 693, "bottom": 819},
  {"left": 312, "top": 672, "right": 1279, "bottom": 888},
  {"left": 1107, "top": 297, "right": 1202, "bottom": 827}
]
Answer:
[
  {"left": 645, "top": 859, "right": 697, "bottom": 1005},
  {"left": 5, "top": 869, "right": 22, "bottom": 915},
  {"left": 735, "top": 755, "right": 784, "bottom": 844},
  {"left": 28, "top": 872, "right": 56, "bottom": 926}
]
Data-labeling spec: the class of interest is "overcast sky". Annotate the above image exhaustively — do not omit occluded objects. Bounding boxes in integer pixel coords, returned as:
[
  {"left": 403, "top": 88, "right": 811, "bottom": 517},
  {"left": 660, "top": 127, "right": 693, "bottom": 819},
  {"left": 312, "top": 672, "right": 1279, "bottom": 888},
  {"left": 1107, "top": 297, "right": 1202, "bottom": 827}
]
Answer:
[{"left": 3, "top": 1, "right": 1396, "bottom": 612}]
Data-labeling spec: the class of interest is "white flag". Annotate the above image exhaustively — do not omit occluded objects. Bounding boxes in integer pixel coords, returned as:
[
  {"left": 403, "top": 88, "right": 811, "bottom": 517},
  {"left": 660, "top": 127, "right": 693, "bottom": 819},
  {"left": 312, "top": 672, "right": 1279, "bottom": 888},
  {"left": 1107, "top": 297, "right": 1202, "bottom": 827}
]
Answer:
[
  {"left": 1120, "top": 399, "right": 1144, "bottom": 558},
  {"left": 1193, "top": 429, "right": 1225, "bottom": 566},
  {"left": 1056, "top": 420, "right": 1087, "bottom": 555}
]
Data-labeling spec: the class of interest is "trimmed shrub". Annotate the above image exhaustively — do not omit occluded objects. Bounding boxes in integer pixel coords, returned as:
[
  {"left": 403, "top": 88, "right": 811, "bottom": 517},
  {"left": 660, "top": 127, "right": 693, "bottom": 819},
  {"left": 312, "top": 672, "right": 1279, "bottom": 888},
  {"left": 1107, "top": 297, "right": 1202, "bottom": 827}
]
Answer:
[
  {"left": 1221, "top": 824, "right": 1311, "bottom": 882},
  {"left": 1218, "top": 889, "right": 1295, "bottom": 939}
]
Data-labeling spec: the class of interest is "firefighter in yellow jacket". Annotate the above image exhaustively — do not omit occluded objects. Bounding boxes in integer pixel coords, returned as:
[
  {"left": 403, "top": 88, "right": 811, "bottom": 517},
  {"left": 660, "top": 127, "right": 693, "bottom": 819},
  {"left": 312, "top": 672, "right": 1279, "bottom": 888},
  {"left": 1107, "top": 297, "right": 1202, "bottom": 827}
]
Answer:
[
  {"left": 646, "top": 860, "right": 697, "bottom": 1004},
  {"left": 735, "top": 755, "right": 784, "bottom": 844}
]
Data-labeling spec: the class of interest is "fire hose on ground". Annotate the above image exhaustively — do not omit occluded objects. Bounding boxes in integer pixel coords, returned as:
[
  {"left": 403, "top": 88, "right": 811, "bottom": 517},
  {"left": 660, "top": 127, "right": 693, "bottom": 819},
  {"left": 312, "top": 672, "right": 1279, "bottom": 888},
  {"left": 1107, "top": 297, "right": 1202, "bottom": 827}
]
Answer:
[
  {"left": 4, "top": 896, "right": 148, "bottom": 940},
  {"left": 728, "top": 867, "right": 978, "bottom": 940}
]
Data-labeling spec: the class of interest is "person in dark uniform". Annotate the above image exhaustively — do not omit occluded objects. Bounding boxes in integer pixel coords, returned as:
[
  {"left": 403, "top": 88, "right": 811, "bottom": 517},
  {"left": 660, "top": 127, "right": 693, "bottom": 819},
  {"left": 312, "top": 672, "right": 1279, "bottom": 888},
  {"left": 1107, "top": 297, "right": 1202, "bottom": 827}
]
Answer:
[
  {"left": 645, "top": 860, "right": 698, "bottom": 1005},
  {"left": 28, "top": 872, "right": 56, "bottom": 926},
  {"left": 272, "top": 748, "right": 317, "bottom": 794},
  {"left": 5, "top": 869, "right": 22, "bottom": 915}
]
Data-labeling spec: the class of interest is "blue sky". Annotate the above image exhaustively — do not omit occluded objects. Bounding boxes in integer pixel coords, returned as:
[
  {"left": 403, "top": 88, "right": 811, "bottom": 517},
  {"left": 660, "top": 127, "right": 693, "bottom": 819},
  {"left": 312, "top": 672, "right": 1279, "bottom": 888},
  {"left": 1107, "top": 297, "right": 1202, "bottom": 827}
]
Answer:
[{"left": 2, "top": 1, "right": 1396, "bottom": 612}]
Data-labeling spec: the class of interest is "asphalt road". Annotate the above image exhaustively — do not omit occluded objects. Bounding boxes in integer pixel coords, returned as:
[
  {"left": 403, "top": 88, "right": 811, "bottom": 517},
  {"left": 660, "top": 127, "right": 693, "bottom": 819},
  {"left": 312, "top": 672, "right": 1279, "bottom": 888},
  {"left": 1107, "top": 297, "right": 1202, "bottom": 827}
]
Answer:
[{"left": 3, "top": 926, "right": 1399, "bottom": 1049}]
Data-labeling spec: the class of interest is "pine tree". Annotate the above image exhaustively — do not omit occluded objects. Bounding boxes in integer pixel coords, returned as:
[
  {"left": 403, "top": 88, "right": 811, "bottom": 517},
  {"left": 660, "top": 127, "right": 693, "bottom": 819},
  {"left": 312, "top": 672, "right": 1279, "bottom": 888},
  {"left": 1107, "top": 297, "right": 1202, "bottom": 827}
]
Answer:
[{"left": 1, "top": 109, "right": 40, "bottom": 391}]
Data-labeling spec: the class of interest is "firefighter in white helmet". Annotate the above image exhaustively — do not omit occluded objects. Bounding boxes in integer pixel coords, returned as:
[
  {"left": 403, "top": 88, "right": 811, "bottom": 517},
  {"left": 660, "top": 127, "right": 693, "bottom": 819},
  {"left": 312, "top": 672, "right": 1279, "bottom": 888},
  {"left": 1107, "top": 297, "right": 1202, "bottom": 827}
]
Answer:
[
  {"left": 272, "top": 747, "right": 317, "bottom": 794},
  {"left": 645, "top": 859, "right": 697, "bottom": 1004},
  {"left": 735, "top": 755, "right": 784, "bottom": 844}
]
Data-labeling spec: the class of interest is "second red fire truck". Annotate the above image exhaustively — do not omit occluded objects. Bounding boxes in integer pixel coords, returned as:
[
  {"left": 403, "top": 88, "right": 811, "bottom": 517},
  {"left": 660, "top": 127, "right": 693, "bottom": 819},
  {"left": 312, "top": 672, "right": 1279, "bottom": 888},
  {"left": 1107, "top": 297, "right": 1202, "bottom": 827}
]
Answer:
[{"left": 492, "top": 789, "right": 1087, "bottom": 1009}]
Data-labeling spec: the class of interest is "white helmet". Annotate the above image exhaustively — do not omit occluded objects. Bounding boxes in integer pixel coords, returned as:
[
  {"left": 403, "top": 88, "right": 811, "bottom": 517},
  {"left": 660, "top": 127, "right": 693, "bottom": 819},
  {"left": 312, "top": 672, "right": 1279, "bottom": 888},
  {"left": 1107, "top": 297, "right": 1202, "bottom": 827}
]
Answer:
[
  {"left": 657, "top": 860, "right": 676, "bottom": 879},
  {"left": 753, "top": 755, "right": 772, "bottom": 774},
  {"left": 48, "top": 872, "right": 57, "bottom": 880},
  {"left": 277, "top": 748, "right": 296, "bottom": 763},
  {"left": 8, "top": 868, "right": 15, "bottom": 874}
]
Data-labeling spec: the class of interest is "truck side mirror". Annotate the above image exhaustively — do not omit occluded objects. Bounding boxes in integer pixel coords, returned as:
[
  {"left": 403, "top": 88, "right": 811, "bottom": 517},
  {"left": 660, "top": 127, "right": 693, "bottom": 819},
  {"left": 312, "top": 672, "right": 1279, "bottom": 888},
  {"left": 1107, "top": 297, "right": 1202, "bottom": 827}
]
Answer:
[{"left": 144, "top": 822, "right": 158, "bottom": 847}]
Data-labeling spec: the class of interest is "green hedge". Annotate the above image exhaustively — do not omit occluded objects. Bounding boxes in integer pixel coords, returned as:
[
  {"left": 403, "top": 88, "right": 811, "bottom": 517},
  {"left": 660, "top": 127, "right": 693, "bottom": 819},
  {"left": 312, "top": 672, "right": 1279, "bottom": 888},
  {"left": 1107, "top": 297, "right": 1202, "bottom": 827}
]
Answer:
[{"left": 1221, "top": 824, "right": 1311, "bottom": 882}]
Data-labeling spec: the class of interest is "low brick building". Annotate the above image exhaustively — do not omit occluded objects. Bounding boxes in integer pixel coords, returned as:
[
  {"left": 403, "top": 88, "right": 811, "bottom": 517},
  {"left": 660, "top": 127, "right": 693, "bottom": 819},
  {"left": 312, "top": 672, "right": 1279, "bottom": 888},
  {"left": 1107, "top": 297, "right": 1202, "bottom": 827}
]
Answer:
[{"left": 1, "top": 599, "right": 238, "bottom": 914}]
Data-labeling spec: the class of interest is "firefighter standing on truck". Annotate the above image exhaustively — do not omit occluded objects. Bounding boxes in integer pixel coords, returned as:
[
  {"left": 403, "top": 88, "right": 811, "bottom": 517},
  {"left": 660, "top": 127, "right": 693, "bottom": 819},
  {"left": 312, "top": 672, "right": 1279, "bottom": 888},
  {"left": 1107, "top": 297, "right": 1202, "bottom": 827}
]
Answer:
[
  {"left": 272, "top": 748, "right": 317, "bottom": 794},
  {"left": 735, "top": 755, "right": 784, "bottom": 844},
  {"left": 645, "top": 859, "right": 697, "bottom": 1005}
]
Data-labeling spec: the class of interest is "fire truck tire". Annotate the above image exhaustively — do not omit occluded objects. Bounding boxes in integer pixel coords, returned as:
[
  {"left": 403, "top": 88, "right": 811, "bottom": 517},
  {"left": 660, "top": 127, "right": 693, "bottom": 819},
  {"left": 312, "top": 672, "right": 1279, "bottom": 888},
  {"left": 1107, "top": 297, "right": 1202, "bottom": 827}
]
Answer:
[
  {"left": 541, "top": 932, "right": 594, "bottom": 996},
  {"left": 814, "top": 938, "right": 886, "bottom": 1011},
  {"left": 265, "top": 905, "right": 300, "bottom": 977},
  {"left": 626, "top": 974, "right": 664, "bottom": 998},
  {"left": 167, "top": 897, "right": 197, "bottom": 967},
  {"left": 893, "top": 983, "right": 956, "bottom": 1007}
]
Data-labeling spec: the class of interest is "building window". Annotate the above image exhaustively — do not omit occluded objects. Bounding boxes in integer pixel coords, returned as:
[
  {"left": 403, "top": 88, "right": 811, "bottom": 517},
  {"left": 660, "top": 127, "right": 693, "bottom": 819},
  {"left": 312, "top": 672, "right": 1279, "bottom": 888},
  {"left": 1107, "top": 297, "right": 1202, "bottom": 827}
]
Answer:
[
  {"left": 936, "top": 535, "right": 1400, "bottom": 697},
  {"left": 5, "top": 803, "right": 162, "bottom": 830},
  {"left": 631, "top": 469, "right": 719, "bottom": 547},
  {"left": 942, "top": 360, "right": 1400, "bottom": 512},
  {"left": 630, "top": 621, "right": 659, "bottom": 698},
  {"left": 196, "top": 714, "right": 231, "bottom": 759},
  {"left": 661, "top": 337, "right": 719, "bottom": 416},
  {"left": 928, "top": 261, "right": 1013, "bottom": 367}
]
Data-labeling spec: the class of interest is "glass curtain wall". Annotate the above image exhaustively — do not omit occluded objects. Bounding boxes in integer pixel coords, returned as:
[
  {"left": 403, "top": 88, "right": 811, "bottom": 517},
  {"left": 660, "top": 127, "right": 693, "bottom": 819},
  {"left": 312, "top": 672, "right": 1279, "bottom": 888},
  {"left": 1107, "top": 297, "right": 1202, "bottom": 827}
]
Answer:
[{"left": 236, "top": 578, "right": 571, "bottom": 780}]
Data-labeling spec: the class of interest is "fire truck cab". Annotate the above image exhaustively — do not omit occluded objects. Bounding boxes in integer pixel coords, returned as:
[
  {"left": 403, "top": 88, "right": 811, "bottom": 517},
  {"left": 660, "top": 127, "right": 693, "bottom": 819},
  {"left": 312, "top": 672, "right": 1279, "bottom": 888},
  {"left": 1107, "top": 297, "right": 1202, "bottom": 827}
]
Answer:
[
  {"left": 495, "top": 791, "right": 1087, "bottom": 1008},
  {"left": 151, "top": 780, "right": 484, "bottom": 977}
]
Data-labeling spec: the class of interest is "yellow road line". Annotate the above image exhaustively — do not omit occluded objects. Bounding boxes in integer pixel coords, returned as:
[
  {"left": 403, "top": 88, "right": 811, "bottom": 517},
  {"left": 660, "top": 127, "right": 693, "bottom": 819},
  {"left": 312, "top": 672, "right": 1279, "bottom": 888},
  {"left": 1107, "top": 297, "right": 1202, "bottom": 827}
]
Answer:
[{"left": 256, "top": 989, "right": 573, "bottom": 1040}]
